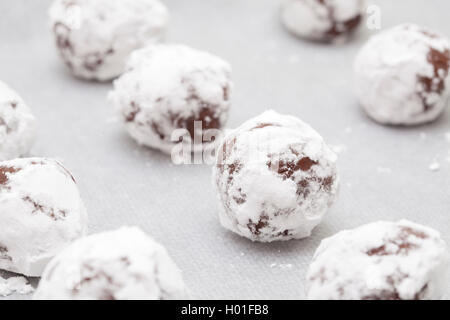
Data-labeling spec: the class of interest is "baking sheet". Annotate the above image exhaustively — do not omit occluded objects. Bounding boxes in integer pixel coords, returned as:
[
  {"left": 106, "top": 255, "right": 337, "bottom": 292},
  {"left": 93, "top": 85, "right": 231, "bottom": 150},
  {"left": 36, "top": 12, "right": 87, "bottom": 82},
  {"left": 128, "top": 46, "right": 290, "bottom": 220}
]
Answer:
[{"left": 1, "top": 0, "right": 449, "bottom": 300}]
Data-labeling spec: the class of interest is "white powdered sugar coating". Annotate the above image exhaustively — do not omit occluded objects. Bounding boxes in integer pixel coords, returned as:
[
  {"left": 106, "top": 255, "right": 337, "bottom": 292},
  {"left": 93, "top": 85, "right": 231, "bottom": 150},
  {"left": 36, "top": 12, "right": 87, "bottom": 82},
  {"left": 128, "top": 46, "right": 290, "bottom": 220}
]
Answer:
[
  {"left": 354, "top": 24, "right": 450, "bottom": 125},
  {"left": 34, "top": 227, "right": 188, "bottom": 300},
  {"left": 0, "top": 158, "right": 87, "bottom": 277},
  {"left": 213, "top": 110, "right": 339, "bottom": 242},
  {"left": 0, "top": 81, "right": 37, "bottom": 161},
  {"left": 0, "top": 276, "right": 34, "bottom": 297},
  {"left": 280, "top": 0, "right": 363, "bottom": 42},
  {"left": 109, "top": 44, "right": 232, "bottom": 154},
  {"left": 307, "top": 220, "right": 449, "bottom": 300},
  {"left": 49, "top": 0, "right": 169, "bottom": 81}
]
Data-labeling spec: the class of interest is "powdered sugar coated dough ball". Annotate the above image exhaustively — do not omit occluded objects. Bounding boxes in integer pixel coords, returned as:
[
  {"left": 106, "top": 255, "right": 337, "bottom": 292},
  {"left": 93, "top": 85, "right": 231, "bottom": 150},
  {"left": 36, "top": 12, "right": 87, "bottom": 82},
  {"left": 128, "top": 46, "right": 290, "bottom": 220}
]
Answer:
[
  {"left": 0, "top": 158, "right": 87, "bottom": 276},
  {"left": 307, "top": 220, "right": 449, "bottom": 300},
  {"left": 34, "top": 227, "right": 188, "bottom": 300},
  {"left": 49, "top": 0, "right": 169, "bottom": 81},
  {"left": 354, "top": 24, "right": 450, "bottom": 125},
  {"left": 213, "top": 110, "right": 339, "bottom": 242},
  {"left": 280, "top": 0, "right": 364, "bottom": 42},
  {"left": 0, "top": 81, "right": 37, "bottom": 161},
  {"left": 109, "top": 44, "right": 232, "bottom": 154}
]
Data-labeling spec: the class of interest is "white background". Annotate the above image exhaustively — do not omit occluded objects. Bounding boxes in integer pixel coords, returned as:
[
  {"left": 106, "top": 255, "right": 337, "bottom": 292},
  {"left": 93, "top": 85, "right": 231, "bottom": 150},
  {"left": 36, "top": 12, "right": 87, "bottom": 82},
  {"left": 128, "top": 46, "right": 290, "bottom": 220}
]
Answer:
[{"left": 1, "top": 0, "right": 449, "bottom": 299}]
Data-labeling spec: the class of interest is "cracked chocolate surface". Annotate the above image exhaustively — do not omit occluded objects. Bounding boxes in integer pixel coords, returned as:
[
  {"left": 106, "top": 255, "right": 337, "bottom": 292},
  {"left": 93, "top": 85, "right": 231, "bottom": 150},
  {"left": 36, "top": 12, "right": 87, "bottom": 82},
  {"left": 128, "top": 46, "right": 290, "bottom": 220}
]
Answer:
[
  {"left": 366, "top": 226, "right": 428, "bottom": 257},
  {"left": 0, "top": 244, "right": 12, "bottom": 261},
  {"left": 72, "top": 263, "right": 119, "bottom": 300},
  {"left": 125, "top": 101, "right": 141, "bottom": 122},
  {"left": 214, "top": 111, "right": 338, "bottom": 242},
  {"left": 317, "top": 0, "right": 362, "bottom": 41},
  {"left": 417, "top": 47, "right": 450, "bottom": 111},
  {"left": 362, "top": 281, "right": 428, "bottom": 300},
  {"left": 53, "top": 22, "right": 74, "bottom": 70},
  {"left": 0, "top": 166, "right": 21, "bottom": 187},
  {"left": 267, "top": 147, "right": 334, "bottom": 203},
  {"left": 23, "top": 196, "right": 68, "bottom": 221},
  {"left": 110, "top": 44, "right": 231, "bottom": 152},
  {"left": 167, "top": 83, "right": 227, "bottom": 140}
]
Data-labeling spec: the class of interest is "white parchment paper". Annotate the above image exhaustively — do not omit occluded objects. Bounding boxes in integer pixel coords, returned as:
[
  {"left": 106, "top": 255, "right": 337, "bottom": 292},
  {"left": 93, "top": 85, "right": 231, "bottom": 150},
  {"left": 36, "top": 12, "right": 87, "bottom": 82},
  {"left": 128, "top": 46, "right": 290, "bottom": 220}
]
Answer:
[{"left": 0, "top": 0, "right": 449, "bottom": 299}]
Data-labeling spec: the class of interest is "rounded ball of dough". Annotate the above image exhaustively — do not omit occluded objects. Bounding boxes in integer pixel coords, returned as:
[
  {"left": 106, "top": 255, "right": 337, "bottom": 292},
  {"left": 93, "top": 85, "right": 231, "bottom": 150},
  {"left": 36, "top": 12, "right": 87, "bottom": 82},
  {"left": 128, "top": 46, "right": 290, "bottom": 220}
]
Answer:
[
  {"left": 307, "top": 220, "right": 449, "bottom": 300},
  {"left": 354, "top": 24, "right": 450, "bottom": 125},
  {"left": 0, "top": 158, "right": 87, "bottom": 276},
  {"left": 109, "top": 44, "right": 232, "bottom": 154},
  {"left": 0, "top": 81, "right": 37, "bottom": 161},
  {"left": 213, "top": 110, "right": 339, "bottom": 242},
  {"left": 280, "top": 0, "right": 363, "bottom": 42},
  {"left": 49, "top": 0, "right": 169, "bottom": 81},
  {"left": 34, "top": 227, "right": 188, "bottom": 300}
]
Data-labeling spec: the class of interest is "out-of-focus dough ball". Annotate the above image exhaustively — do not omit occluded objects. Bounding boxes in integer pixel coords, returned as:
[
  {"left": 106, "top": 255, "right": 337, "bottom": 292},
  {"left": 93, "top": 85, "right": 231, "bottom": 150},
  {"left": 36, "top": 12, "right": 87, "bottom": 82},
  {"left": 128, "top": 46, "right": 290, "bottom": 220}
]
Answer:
[
  {"left": 0, "top": 158, "right": 87, "bottom": 276},
  {"left": 280, "top": 0, "right": 364, "bottom": 42},
  {"left": 213, "top": 110, "right": 339, "bottom": 242},
  {"left": 307, "top": 220, "right": 449, "bottom": 300},
  {"left": 34, "top": 227, "right": 188, "bottom": 300},
  {"left": 0, "top": 81, "right": 36, "bottom": 161},
  {"left": 354, "top": 24, "right": 450, "bottom": 125},
  {"left": 109, "top": 44, "right": 232, "bottom": 154},
  {"left": 49, "top": 0, "right": 169, "bottom": 81}
]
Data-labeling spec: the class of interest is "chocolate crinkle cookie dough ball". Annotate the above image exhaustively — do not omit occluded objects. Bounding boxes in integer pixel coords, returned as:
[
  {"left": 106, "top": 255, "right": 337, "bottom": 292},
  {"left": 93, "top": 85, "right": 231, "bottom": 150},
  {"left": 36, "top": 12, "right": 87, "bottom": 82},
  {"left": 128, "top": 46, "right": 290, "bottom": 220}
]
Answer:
[
  {"left": 0, "top": 158, "right": 87, "bottom": 277},
  {"left": 355, "top": 24, "right": 450, "bottom": 125},
  {"left": 280, "top": 0, "right": 364, "bottom": 42},
  {"left": 109, "top": 44, "right": 232, "bottom": 154},
  {"left": 213, "top": 110, "right": 339, "bottom": 242},
  {"left": 307, "top": 220, "right": 449, "bottom": 300},
  {"left": 34, "top": 227, "right": 188, "bottom": 300},
  {"left": 49, "top": 0, "right": 169, "bottom": 81},
  {"left": 0, "top": 81, "right": 37, "bottom": 161}
]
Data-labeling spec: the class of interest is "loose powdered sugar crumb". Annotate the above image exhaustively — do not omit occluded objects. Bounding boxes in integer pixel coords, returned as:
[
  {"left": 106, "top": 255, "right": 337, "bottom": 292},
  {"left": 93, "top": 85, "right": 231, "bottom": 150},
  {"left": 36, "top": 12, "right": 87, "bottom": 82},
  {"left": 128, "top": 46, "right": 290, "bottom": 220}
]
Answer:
[
  {"left": 429, "top": 160, "right": 441, "bottom": 171},
  {"left": 331, "top": 144, "right": 347, "bottom": 155},
  {"left": 445, "top": 132, "right": 450, "bottom": 142},
  {"left": 270, "top": 263, "right": 293, "bottom": 270},
  {"left": 0, "top": 276, "right": 34, "bottom": 297}
]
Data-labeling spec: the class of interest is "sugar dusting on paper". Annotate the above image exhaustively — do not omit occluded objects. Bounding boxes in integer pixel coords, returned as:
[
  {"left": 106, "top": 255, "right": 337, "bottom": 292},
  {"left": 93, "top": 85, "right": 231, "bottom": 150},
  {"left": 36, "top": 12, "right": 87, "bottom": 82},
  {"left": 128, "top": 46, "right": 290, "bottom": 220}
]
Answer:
[{"left": 0, "top": 276, "right": 34, "bottom": 297}]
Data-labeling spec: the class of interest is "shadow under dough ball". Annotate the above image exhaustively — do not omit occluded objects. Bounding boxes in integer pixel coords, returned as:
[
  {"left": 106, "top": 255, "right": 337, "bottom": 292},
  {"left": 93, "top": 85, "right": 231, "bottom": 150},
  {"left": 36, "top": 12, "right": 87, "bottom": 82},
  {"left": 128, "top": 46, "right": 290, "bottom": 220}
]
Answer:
[
  {"left": 280, "top": 0, "right": 364, "bottom": 43},
  {"left": 354, "top": 24, "right": 450, "bottom": 125},
  {"left": 213, "top": 110, "right": 339, "bottom": 242}
]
